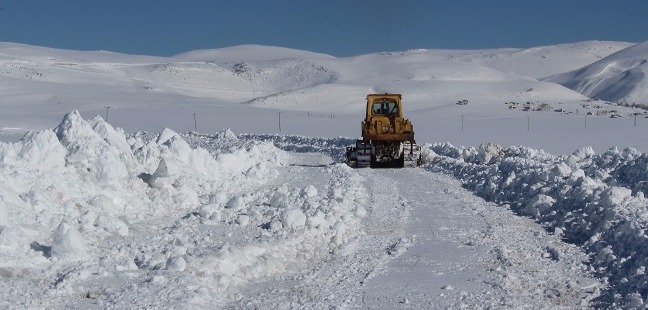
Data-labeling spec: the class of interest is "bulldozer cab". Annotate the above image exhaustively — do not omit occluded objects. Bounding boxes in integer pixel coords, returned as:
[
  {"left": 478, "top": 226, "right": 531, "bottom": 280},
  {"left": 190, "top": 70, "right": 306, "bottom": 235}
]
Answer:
[
  {"left": 371, "top": 98, "right": 399, "bottom": 116},
  {"left": 367, "top": 94, "right": 401, "bottom": 118}
]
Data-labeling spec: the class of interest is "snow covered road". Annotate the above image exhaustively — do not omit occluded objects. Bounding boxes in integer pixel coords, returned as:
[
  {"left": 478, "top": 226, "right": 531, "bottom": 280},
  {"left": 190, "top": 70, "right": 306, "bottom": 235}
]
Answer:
[
  {"left": 360, "top": 169, "right": 600, "bottom": 309},
  {"left": 229, "top": 154, "right": 601, "bottom": 309}
]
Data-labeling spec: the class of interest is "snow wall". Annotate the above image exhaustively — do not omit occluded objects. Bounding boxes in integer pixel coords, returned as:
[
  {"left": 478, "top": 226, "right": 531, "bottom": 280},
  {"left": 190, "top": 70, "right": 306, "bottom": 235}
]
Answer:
[
  {"left": 0, "top": 111, "right": 368, "bottom": 307},
  {"left": 428, "top": 142, "right": 648, "bottom": 308}
]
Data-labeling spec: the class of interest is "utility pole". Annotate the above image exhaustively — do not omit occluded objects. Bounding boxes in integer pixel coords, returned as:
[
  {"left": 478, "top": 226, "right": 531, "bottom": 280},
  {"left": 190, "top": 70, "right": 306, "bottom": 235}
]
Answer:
[
  {"left": 278, "top": 112, "right": 282, "bottom": 132},
  {"left": 193, "top": 113, "right": 198, "bottom": 132},
  {"left": 461, "top": 115, "right": 464, "bottom": 132},
  {"left": 527, "top": 115, "right": 530, "bottom": 131},
  {"left": 104, "top": 106, "right": 110, "bottom": 122},
  {"left": 585, "top": 114, "right": 587, "bottom": 129}
]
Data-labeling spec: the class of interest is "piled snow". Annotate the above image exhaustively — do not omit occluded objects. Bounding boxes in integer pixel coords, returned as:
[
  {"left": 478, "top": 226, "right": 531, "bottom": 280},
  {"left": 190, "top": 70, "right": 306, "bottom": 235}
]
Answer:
[
  {"left": 3, "top": 110, "right": 646, "bottom": 307},
  {"left": 0, "top": 111, "right": 373, "bottom": 308},
  {"left": 546, "top": 41, "right": 648, "bottom": 105},
  {"left": 427, "top": 142, "right": 648, "bottom": 308},
  {"left": 50, "top": 221, "right": 87, "bottom": 259},
  {"left": 179, "top": 164, "right": 367, "bottom": 295},
  {"left": 238, "top": 133, "right": 355, "bottom": 161}
]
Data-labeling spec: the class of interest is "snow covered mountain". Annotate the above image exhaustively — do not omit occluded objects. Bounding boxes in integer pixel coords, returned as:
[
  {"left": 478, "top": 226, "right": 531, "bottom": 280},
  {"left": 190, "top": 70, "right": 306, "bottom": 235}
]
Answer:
[
  {"left": 4, "top": 40, "right": 648, "bottom": 155},
  {"left": 441, "top": 41, "right": 633, "bottom": 79},
  {"left": 545, "top": 41, "right": 648, "bottom": 105},
  {"left": 0, "top": 41, "right": 630, "bottom": 129}
]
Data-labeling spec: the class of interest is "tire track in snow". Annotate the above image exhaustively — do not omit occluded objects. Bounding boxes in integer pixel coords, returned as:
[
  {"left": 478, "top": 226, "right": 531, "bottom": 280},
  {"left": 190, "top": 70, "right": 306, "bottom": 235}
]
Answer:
[
  {"left": 360, "top": 169, "right": 601, "bottom": 309},
  {"left": 359, "top": 168, "right": 504, "bottom": 308}
]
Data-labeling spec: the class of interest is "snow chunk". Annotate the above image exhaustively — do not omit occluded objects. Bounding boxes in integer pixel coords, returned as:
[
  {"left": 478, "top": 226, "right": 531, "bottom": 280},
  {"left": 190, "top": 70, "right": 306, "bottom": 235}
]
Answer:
[
  {"left": 95, "top": 213, "right": 129, "bottom": 236},
  {"left": 0, "top": 130, "right": 66, "bottom": 170},
  {"left": 477, "top": 143, "right": 503, "bottom": 164},
  {"left": 53, "top": 110, "right": 134, "bottom": 187},
  {"left": 300, "top": 185, "right": 318, "bottom": 198},
  {"left": 550, "top": 162, "right": 571, "bottom": 179},
  {"left": 600, "top": 186, "right": 632, "bottom": 207},
  {"left": 627, "top": 293, "right": 644, "bottom": 308},
  {"left": 572, "top": 146, "right": 595, "bottom": 159},
  {"left": 90, "top": 116, "right": 133, "bottom": 159},
  {"left": 156, "top": 127, "right": 182, "bottom": 146},
  {"left": 166, "top": 256, "right": 187, "bottom": 272},
  {"left": 148, "top": 157, "right": 184, "bottom": 187},
  {"left": 51, "top": 222, "right": 86, "bottom": 259},
  {"left": 524, "top": 194, "right": 555, "bottom": 218},
  {"left": 280, "top": 208, "right": 307, "bottom": 229},
  {"left": 0, "top": 226, "right": 22, "bottom": 247}
]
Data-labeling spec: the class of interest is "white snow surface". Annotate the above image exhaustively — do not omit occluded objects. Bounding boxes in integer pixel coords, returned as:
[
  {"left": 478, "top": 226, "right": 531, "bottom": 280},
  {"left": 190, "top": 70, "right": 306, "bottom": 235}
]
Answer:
[
  {"left": 0, "top": 111, "right": 645, "bottom": 308},
  {"left": 429, "top": 142, "right": 648, "bottom": 308},
  {"left": 2, "top": 40, "right": 648, "bottom": 155},
  {"left": 546, "top": 41, "right": 648, "bottom": 105},
  {"left": 2, "top": 41, "right": 648, "bottom": 308}
]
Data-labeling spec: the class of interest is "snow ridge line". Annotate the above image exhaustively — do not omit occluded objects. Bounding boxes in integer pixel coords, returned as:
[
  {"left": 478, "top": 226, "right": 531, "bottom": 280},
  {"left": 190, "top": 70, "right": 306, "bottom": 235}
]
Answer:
[
  {"left": 237, "top": 133, "right": 355, "bottom": 161},
  {"left": 427, "top": 142, "right": 648, "bottom": 308}
]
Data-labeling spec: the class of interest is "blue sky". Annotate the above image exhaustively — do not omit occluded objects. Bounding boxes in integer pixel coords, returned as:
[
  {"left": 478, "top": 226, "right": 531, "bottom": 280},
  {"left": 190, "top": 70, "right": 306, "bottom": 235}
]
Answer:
[{"left": 1, "top": 0, "right": 647, "bottom": 57}]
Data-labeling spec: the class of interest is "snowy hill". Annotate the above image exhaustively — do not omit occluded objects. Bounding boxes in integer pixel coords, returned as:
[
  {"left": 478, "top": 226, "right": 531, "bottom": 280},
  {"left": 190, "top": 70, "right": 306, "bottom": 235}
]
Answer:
[
  {"left": 0, "top": 41, "right": 648, "bottom": 153},
  {"left": 0, "top": 41, "right": 629, "bottom": 114},
  {"left": 545, "top": 41, "right": 648, "bottom": 105},
  {"left": 1, "top": 40, "right": 647, "bottom": 154},
  {"left": 444, "top": 41, "right": 633, "bottom": 79}
]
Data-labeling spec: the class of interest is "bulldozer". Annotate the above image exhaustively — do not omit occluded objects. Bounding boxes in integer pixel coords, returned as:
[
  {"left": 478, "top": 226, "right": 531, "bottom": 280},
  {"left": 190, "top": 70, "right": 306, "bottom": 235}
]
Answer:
[{"left": 346, "top": 93, "right": 422, "bottom": 168}]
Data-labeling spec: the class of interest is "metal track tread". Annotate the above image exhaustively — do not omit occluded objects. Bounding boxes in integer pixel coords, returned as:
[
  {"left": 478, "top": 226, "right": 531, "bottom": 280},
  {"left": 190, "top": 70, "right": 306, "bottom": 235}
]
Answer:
[{"left": 402, "top": 142, "right": 421, "bottom": 168}]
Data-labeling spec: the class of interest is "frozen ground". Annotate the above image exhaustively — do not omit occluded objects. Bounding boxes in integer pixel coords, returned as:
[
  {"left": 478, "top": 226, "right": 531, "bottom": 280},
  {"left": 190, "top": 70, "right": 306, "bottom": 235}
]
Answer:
[{"left": 1, "top": 41, "right": 648, "bottom": 309}]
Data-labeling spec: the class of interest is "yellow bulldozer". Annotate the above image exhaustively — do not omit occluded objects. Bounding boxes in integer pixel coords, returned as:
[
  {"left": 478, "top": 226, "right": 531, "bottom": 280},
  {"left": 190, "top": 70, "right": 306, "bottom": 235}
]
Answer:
[{"left": 346, "top": 93, "right": 422, "bottom": 168}]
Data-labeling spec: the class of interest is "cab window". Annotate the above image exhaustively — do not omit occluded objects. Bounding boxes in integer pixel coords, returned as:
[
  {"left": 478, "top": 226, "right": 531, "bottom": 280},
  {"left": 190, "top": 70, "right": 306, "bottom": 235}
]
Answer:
[{"left": 372, "top": 98, "right": 398, "bottom": 116}]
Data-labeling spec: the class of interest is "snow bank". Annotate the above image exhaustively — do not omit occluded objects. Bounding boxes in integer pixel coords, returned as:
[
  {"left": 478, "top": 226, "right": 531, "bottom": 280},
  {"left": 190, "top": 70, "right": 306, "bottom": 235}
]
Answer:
[
  {"left": 146, "top": 163, "right": 370, "bottom": 295},
  {"left": 238, "top": 133, "right": 355, "bottom": 161},
  {"left": 427, "top": 142, "right": 648, "bottom": 308},
  {"left": 0, "top": 111, "right": 373, "bottom": 308}
]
